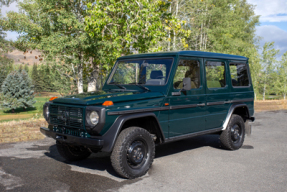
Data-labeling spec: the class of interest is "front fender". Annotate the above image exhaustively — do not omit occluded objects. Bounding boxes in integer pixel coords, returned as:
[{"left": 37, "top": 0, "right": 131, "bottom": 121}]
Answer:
[{"left": 93, "top": 112, "right": 164, "bottom": 152}]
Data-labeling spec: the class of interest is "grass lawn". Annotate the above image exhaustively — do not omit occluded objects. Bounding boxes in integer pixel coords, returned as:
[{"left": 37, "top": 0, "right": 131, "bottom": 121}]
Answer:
[{"left": 0, "top": 97, "right": 50, "bottom": 122}]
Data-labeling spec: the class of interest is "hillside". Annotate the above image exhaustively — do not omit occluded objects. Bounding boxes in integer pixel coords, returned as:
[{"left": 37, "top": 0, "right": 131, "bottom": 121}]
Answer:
[{"left": 4, "top": 49, "right": 43, "bottom": 65}]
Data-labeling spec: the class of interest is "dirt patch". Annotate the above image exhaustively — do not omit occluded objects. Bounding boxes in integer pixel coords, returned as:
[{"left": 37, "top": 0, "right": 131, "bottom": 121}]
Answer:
[
  {"left": 0, "top": 114, "right": 33, "bottom": 121},
  {"left": 0, "top": 119, "right": 48, "bottom": 143},
  {"left": 255, "top": 100, "right": 287, "bottom": 112},
  {"left": 35, "top": 92, "right": 62, "bottom": 97}
]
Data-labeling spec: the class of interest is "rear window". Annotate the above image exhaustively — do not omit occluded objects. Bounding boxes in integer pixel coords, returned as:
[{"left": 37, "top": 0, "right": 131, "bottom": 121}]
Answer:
[
  {"left": 229, "top": 63, "right": 250, "bottom": 87},
  {"left": 205, "top": 61, "right": 226, "bottom": 88}
]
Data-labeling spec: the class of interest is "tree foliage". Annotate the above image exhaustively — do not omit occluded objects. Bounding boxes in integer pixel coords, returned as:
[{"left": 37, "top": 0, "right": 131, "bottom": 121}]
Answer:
[
  {"left": 85, "top": 0, "right": 189, "bottom": 70},
  {"left": 3, "top": 0, "right": 96, "bottom": 93}
]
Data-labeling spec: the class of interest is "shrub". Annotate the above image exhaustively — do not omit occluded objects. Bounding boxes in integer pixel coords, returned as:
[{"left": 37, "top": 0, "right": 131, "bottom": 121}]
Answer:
[{"left": 1, "top": 70, "right": 36, "bottom": 112}]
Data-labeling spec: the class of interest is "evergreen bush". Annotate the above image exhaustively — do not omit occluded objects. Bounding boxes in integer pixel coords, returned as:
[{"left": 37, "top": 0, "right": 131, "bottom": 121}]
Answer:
[
  {"left": 0, "top": 57, "right": 13, "bottom": 89},
  {"left": 1, "top": 70, "right": 36, "bottom": 112}
]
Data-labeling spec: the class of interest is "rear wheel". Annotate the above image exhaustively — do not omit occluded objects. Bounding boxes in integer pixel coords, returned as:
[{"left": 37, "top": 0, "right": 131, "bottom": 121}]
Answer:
[
  {"left": 56, "top": 141, "right": 91, "bottom": 161},
  {"left": 220, "top": 114, "right": 245, "bottom": 150},
  {"left": 111, "top": 127, "right": 155, "bottom": 179}
]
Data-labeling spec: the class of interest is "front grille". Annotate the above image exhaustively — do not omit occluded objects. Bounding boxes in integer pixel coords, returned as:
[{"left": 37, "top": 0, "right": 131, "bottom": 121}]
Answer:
[{"left": 50, "top": 104, "right": 84, "bottom": 129}]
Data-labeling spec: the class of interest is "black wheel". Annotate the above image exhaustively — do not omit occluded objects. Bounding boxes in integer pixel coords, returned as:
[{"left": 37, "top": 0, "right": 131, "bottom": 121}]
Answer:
[
  {"left": 111, "top": 127, "right": 155, "bottom": 179},
  {"left": 220, "top": 114, "right": 245, "bottom": 150},
  {"left": 56, "top": 141, "right": 91, "bottom": 161}
]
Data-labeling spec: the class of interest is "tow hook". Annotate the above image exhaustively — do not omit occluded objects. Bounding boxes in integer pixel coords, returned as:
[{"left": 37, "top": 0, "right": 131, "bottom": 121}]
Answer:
[{"left": 56, "top": 135, "right": 64, "bottom": 140}]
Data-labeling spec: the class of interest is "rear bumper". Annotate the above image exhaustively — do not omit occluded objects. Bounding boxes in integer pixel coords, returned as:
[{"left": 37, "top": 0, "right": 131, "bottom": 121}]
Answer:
[
  {"left": 40, "top": 127, "right": 104, "bottom": 148},
  {"left": 245, "top": 117, "right": 255, "bottom": 136}
]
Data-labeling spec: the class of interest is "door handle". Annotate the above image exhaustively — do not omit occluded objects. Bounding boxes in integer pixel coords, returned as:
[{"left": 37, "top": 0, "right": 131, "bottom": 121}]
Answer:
[
  {"left": 224, "top": 100, "right": 231, "bottom": 104},
  {"left": 197, "top": 103, "right": 205, "bottom": 107}
]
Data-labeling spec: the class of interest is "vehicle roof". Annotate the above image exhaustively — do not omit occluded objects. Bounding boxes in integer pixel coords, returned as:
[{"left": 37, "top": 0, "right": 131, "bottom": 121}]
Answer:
[{"left": 118, "top": 51, "right": 248, "bottom": 61}]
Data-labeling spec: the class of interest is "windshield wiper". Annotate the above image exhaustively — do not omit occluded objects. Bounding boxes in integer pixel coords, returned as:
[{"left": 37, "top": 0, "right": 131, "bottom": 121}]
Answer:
[
  {"left": 129, "top": 83, "right": 150, "bottom": 92},
  {"left": 137, "top": 84, "right": 150, "bottom": 91},
  {"left": 109, "top": 82, "right": 126, "bottom": 90}
]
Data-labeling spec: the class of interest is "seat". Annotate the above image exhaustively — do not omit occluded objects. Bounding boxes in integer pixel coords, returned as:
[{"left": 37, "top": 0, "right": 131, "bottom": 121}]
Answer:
[
  {"left": 146, "top": 70, "right": 165, "bottom": 85},
  {"left": 177, "top": 70, "right": 197, "bottom": 89}
]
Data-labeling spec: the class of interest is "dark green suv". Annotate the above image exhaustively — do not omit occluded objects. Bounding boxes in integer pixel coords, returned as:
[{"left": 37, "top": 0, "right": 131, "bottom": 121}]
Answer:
[{"left": 40, "top": 51, "right": 255, "bottom": 179}]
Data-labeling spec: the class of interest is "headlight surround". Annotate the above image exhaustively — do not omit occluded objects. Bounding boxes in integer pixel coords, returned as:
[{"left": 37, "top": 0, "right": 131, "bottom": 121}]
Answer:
[
  {"left": 43, "top": 102, "right": 50, "bottom": 122},
  {"left": 85, "top": 107, "right": 105, "bottom": 135},
  {"left": 89, "top": 111, "right": 99, "bottom": 125}
]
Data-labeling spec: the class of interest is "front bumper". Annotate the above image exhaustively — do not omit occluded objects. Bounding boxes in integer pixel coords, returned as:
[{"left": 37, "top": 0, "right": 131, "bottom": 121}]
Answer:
[{"left": 40, "top": 127, "right": 104, "bottom": 148}]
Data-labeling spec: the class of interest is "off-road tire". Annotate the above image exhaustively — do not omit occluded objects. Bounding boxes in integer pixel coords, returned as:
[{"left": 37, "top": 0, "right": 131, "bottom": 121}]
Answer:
[
  {"left": 111, "top": 127, "right": 155, "bottom": 179},
  {"left": 56, "top": 141, "right": 91, "bottom": 161},
  {"left": 220, "top": 114, "right": 245, "bottom": 150}
]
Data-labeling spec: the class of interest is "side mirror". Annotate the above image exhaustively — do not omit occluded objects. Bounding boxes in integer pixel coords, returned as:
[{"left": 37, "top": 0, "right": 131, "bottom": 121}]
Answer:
[{"left": 182, "top": 78, "right": 191, "bottom": 91}]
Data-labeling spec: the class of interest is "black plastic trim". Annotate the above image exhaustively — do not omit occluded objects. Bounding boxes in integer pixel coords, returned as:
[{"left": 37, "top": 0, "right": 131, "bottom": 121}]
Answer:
[
  {"left": 40, "top": 127, "right": 104, "bottom": 147},
  {"left": 170, "top": 104, "right": 197, "bottom": 110},
  {"left": 92, "top": 113, "right": 165, "bottom": 152},
  {"left": 207, "top": 101, "right": 225, "bottom": 106},
  {"left": 107, "top": 107, "right": 169, "bottom": 115},
  {"left": 165, "top": 127, "right": 223, "bottom": 143},
  {"left": 231, "top": 98, "right": 254, "bottom": 103},
  {"left": 207, "top": 98, "right": 254, "bottom": 106},
  {"left": 107, "top": 103, "right": 207, "bottom": 115}
]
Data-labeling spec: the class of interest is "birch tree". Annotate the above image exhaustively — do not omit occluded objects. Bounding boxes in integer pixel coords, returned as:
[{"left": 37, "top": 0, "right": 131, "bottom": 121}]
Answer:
[
  {"left": 260, "top": 42, "right": 279, "bottom": 100},
  {"left": 277, "top": 52, "right": 287, "bottom": 100}
]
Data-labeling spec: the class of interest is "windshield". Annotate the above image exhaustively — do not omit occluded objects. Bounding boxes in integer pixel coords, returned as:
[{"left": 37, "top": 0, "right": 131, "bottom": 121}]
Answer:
[{"left": 107, "top": 58, "right": 173, "bottom": 86}]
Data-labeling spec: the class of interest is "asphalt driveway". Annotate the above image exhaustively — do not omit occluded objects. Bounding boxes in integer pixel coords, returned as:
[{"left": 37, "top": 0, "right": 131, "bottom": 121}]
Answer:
[{"left": 0, "top": 110, "right": 286, "bottom": 192}]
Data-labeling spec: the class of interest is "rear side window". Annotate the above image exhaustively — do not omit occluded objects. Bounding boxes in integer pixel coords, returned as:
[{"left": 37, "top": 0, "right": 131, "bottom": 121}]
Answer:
[
  {"left": 229, "top": 63, "right": 250, "bottom": 87},
  {"left": 205, "top": 61, "right": 226, "bottom": 88}
]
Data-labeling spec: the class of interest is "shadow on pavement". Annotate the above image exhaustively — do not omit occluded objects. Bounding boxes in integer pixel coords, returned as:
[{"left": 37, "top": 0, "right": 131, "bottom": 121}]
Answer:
[
  {"left": 43, "top": 134, "right": 222, "bottom": 178},
  {"left": 155, "top": 134, "right": 222, "bottom": 158},
  {"left": 44, "top": 144, "right": 122, "bottom": 179}
]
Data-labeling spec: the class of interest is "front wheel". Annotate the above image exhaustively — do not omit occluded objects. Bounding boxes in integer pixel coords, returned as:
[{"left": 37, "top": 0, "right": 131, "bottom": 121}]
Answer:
[
  {"left": 220, "top": 114, "right": 245, "bottom": 150},
  {"left": 111, "top": 127, "right": 155, "bottom": 179}
]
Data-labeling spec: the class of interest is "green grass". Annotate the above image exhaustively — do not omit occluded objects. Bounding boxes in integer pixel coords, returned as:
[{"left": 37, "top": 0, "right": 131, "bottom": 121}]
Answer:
[{"left": 0, "top": 97, "right": 50, "bottom": 122}]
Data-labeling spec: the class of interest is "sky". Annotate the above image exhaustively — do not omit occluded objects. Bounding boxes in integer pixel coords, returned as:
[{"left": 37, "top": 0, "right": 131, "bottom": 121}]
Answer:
[{"left": 1, "top": 0, "right": 287, "bottom": 59}]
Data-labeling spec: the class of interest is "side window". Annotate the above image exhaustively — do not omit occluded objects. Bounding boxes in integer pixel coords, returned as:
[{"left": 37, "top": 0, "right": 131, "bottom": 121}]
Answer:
[
  {"left": 173, "top": 59, "right": 200, "bottom": 89},
  {"left": 205, "top": 61, "right": 226, "bottom": 88},
  {"left": 229, "top": 63, "right": 250, "bottom": 86}
]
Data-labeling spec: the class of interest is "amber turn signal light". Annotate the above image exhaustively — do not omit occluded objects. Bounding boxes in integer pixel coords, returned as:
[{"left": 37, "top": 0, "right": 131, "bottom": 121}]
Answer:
[
  {"left": 164, "top": 103, "right": 169, "bottom": 106},
  {"left": 102, "top": 101, "right": 114, "bottom": 106},
  {"left": 49, "top": 96, "right": 58, "bottom": 101}
]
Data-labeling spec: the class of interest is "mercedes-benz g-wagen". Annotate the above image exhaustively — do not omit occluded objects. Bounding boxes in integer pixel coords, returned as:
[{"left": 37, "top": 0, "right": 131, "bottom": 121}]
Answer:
[{"left": 40, "top": 51, "right": 255, "bottom": 179}]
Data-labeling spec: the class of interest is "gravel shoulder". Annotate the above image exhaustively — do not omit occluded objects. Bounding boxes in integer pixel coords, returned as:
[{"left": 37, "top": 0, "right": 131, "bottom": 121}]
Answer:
[{"left": 0, "top": 110, "right": 286, "bottom": 191}]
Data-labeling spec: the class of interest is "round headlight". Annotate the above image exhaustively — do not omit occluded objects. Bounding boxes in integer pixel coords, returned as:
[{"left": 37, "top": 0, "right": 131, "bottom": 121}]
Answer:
[
  {"left": 44, "top": 105, "right": 49, "bottom": 120},
  {"left": 89, "top": 111, "right": 99, "bottom": 125}
]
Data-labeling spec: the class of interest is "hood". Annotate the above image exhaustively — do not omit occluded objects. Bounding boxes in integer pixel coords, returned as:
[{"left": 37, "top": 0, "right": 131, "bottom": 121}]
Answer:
[{"left": 52, "top": 90, "right": 165, "bottom": 105}]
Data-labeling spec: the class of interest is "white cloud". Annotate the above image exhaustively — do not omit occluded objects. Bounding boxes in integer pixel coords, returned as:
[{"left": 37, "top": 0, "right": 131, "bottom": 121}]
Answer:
[
  {"left": 261, "top": 15, "right": 287, "bottom": 22},
  {"left": 256, "top": 25, "right": 287, "bottom": 59},
  {"left": 247, "top": 0, "right": 287, "bottom": 22}
]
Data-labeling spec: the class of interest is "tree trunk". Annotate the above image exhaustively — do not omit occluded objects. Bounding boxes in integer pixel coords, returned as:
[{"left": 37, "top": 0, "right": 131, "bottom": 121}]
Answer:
[
  {"left": 263, "top": 84, "right": 266, "bottom": 101},
  {"left": 284, "top": 94, "right": 286, "bottom": 100},
  {"left": 87, "top": 63, "right": 100, "bottom": 92},
  {"left": 77, "top": 65, "right": 83, "bottom": 94},
  {"left": 173, "top": 0, "right": 178, "bottom": 51},
  {"left": 11, "top": 109, "right": 14, "bottom": 113}
]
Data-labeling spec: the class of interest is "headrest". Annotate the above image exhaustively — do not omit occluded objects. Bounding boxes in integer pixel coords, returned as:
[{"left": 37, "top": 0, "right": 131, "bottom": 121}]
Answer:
[{"left": 150, "top": 70, "right": 163, "bottom": 79}]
